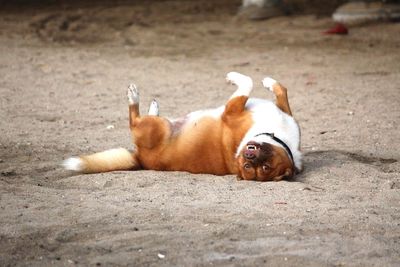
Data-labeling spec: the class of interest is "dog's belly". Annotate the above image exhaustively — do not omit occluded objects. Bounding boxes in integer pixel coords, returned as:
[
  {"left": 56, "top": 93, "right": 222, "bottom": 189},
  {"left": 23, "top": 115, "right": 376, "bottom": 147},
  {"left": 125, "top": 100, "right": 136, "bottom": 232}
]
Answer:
[
  {"left": 169, "top": 106, "right": 225, "bottom": 135},
  {"left": 169, "top": 98, "right": 297, "bottom": 151}
]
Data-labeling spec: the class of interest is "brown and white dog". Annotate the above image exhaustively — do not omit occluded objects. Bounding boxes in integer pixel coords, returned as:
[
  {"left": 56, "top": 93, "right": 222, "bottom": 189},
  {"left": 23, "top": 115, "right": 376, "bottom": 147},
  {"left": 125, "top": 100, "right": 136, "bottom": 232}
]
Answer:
[{"left": 63, "top": 72, "right": 302, "bottom": 181}]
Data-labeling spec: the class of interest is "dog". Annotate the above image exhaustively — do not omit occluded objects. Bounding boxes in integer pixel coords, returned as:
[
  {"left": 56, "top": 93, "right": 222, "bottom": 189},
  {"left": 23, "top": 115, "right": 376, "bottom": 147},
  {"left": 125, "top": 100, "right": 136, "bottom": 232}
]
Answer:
[{"left": 63, "top": 72, "right": 302, "bottom": 181}]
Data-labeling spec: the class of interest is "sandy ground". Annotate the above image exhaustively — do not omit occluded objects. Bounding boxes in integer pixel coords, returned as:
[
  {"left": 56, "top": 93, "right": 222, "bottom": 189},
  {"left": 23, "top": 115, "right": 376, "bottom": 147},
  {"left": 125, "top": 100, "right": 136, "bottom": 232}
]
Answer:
[{"left": 1, "top": 1, "right": 400, "bottom": 266}]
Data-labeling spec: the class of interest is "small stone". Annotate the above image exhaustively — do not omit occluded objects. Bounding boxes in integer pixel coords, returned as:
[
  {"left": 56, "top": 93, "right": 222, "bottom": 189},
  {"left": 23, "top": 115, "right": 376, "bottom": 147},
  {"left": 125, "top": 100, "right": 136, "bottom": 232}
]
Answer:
[
  {"left": 39, "top": 64, "right": 52, "bottom": 74},
  {"left": 158, "top": 253, "right": 165, "bottom": 259},
  {"left": 106, "top": 125, "right": 115, "bottom": 130}
]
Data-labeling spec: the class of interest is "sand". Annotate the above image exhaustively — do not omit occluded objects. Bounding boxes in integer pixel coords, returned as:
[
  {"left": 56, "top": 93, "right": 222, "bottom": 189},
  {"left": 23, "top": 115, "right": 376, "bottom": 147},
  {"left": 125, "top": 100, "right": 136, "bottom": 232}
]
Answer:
[{"left": 0, "top": 1, "right": 399, "bottom": 266}]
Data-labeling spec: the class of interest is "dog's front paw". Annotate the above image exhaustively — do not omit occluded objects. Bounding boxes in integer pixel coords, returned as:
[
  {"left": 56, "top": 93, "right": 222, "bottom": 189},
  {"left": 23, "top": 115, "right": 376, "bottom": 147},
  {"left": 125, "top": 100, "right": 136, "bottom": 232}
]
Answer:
[
  {"left": 127, "top": 84, "right": 139, "bottom": 105},
  {"left": 262, "top": 77, "right": 277, "bottom": 92},
  {"left": 226, "top": 72, "right": 252, "bottom": 88}
]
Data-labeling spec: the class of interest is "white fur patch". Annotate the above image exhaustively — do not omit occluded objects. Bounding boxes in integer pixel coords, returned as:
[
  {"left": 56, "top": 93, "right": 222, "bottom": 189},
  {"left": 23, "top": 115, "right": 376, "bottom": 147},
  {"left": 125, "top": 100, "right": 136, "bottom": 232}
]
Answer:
[
  {"left": 262, "top": 77, "right": 277, "bottom": 91},
  {"left": 127, "top": 84, "right": 139, "bottom": 105},
  {"left": 62, "top": 157, "right": 83, "bottom": 172},
  {"left": 226, "top": 72, "right": 253, "bottom": 99},
  {"left": 148, "top": 99, "right": 159, "bottom": 116}
]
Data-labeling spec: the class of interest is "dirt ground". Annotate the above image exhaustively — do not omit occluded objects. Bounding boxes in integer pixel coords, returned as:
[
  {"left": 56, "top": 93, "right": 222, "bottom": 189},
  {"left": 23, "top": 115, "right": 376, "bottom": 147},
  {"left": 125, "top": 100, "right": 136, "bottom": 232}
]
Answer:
[{"left": 0, "top": 1, "right": 399, "bottom": 266}]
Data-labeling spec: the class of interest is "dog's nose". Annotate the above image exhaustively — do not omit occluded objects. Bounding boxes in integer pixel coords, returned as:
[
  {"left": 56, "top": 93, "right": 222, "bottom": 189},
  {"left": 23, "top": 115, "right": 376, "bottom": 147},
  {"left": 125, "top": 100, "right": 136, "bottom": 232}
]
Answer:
[{"left": 244, "top": 151, "right": 256, "bottom": 159}]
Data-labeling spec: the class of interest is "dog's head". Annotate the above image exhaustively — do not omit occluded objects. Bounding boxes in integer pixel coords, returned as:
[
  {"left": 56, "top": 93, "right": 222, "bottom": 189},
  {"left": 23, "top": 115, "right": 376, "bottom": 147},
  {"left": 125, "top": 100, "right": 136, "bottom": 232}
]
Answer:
[{"left": 236, "top": 141, "right": 293, "bottom": 181}]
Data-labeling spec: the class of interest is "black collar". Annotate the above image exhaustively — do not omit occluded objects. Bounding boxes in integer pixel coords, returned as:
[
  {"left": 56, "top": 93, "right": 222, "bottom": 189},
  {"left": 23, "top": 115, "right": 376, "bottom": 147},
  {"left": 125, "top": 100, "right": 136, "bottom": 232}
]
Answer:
[{"left": 254, "top": 132, "right": 294, "bottom": 163}]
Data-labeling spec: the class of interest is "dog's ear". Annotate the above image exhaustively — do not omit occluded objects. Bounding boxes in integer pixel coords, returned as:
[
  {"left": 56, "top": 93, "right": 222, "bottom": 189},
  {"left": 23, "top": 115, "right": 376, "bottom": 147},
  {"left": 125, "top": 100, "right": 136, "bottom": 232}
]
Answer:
[{"left": 273, "top": 168, "right": 293, "bottom": 181}]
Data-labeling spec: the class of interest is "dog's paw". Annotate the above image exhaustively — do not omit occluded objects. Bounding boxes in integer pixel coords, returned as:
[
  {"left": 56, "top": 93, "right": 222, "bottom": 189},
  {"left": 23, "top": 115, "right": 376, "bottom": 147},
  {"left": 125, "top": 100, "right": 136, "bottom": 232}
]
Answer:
[
  {"left": 127, "top": 84, "right": 139, "bottom": 105},
  {"left": 148, "top": 99, "right": 159, "bottom": 116},
  {"left": 226, "top": 72, "right": 252, "bottom": 88},
  {"left": 262, "top": 77, "right": 277, "bottom": 91}
]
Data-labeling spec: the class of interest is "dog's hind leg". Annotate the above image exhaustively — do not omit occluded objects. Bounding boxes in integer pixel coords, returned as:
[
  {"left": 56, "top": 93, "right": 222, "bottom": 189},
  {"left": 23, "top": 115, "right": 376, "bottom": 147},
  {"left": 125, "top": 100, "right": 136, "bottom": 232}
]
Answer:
[
  {"left": 223, "top": 72, "right": 253, "bottom": 116},
  {"left": 127, "top": 84, "right": 140, "bottom": 127},
  {"left": 262, "top": 77, "right": 292, "bottom": 116},
  {"left": 148, "top": 99, "right": 159, "bottom": 116}
]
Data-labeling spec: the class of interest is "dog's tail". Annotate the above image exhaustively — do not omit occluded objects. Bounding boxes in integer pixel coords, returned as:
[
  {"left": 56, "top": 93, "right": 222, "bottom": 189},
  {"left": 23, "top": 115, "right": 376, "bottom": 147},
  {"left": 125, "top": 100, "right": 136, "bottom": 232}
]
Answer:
[{"left": 62, "top": 148, "right": 139, "bottom": 173}]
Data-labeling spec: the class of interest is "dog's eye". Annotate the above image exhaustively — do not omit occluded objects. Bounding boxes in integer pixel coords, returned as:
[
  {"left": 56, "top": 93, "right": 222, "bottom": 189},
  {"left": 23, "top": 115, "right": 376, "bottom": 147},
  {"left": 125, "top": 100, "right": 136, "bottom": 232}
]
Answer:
[
  {"left": 244, "top": 163, "right": 252, "bottom": 170},
  {"left": 262, "top": 165, "right": 270, "bottom": 172}
]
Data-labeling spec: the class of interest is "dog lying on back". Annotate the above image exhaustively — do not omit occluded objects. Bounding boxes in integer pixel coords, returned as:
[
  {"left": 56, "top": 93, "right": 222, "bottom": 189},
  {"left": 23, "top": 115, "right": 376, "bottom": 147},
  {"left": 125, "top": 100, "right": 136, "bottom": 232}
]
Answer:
[{"left": 63, "top": 72, "right": 302, "bottom": 181}]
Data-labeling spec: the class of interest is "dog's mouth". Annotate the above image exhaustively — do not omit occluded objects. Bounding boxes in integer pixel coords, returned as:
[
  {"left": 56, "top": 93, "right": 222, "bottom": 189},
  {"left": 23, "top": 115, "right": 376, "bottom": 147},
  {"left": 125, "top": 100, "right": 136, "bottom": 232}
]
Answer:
[
  {"left": 243, "top": 141, "right": 274, "bottom": 162},
  {"left": 246, "top": 141, "right": 260, "bottom": 150},
  {"left": 243, "top": 142, "right": 260, "bottom": 160}
]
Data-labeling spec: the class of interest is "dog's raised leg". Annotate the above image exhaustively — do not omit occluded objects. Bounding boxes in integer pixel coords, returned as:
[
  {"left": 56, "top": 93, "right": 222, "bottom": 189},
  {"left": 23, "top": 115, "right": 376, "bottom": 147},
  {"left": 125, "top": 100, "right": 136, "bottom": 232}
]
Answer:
[
  {"left": 148, "top": 99, "right": 159, "bottom": 116},
  {"left": 224, "top": 72, "right": 253, "bottom": 116},
  {"left": 262, "top": 77, "right": 292, "bottom": 116},
  {"left": 127, "top": 84, "right": 140, "bottom": 127},
  {"left": 227, "top": 72, "right": 253, "bottom": 100}
]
